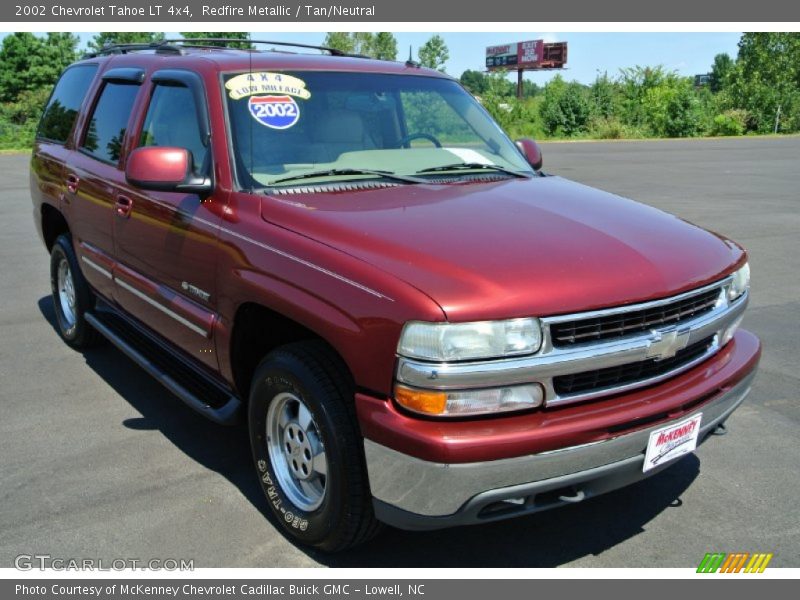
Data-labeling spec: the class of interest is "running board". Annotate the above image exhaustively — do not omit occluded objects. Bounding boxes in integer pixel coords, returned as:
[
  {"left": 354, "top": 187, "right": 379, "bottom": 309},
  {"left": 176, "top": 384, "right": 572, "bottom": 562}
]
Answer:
[{"left": 85, "top": 311, "right": 241, "bottom": 425}]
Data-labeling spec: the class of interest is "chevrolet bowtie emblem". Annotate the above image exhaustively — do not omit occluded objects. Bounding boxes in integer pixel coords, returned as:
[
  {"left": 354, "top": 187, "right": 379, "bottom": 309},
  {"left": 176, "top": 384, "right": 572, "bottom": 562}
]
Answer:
[{"left": 646, "top": 328, "right": 691, "bottom": 361}]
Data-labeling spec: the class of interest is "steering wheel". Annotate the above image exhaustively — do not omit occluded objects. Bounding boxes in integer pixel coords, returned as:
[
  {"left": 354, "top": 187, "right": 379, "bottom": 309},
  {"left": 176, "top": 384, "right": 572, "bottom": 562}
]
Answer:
[{"left": 396, "top": 132, "right": 442, "bottom": 149}]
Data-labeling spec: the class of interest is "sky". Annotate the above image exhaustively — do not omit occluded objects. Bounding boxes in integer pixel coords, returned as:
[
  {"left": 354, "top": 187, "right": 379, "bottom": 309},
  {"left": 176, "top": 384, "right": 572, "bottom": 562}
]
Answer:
[{"left": 13, "top": 31, "right": 742, "bottom": 85}]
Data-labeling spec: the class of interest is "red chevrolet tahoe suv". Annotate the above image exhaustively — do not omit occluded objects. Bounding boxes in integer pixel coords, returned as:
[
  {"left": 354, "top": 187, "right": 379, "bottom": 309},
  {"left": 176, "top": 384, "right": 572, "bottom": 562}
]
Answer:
[{"left": 30, "top": 40, "right": 760, "bottom": 551}]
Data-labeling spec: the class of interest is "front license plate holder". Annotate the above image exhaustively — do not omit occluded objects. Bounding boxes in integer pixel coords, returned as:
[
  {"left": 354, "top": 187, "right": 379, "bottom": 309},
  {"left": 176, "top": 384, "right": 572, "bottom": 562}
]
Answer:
[{"left": 643, "top": 413, "right": 703, "bottom": 472}]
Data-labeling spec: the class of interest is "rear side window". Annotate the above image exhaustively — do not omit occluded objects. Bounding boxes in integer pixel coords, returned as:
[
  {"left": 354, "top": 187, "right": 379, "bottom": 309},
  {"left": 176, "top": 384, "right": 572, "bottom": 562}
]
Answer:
[
  {"left": 139, "top": 84, "right": 208, "bottom": 175},
  {"left": 81, "top": 82, "right": 140, "bottom": 164},
  {"left": 37, "top": 65, "right": 98, "bottom": 144}
]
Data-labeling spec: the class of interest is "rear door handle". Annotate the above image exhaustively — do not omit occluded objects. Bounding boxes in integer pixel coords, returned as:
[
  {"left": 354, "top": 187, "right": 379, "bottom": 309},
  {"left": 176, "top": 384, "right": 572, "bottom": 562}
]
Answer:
[
  {"left": 115, "top": 195, "right": 133, "bottom": 219},
  {"left": 66, "top": 174, "right": 79, "bottom": 194}
]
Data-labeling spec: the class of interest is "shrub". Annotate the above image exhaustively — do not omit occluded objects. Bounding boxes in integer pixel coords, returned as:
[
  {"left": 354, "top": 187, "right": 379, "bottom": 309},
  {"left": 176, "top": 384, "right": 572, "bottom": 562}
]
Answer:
[
  {"left": 0, "top": 87, "right": 49, "bottom": 149},
  {"left": 588, "top": 117, "right": 625, "bottom": 139},
  {"left": 540, "top": 75, "right": 591, "bottom": 137},
  {"left": 642, "top": 78, "right": 703, "bottom": 138},
  {"left": 710, "top": 109, "right": 748, "bottom": 136}
]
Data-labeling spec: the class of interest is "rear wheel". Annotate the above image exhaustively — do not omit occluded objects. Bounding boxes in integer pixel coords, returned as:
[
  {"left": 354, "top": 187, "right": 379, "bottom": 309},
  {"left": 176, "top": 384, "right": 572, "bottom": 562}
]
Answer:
[
  {"left": 248, "top": 341, "right": 381, "bottom": 551},
  {"left": 50, "top": 234, "right": 102, "bottom": 349}
]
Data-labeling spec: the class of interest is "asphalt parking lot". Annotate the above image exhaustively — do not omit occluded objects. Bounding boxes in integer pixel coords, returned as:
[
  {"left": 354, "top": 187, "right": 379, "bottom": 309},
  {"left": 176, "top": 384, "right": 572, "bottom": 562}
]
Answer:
[{"left": 1, "top": 137, "right": 798, "bottom": 568}]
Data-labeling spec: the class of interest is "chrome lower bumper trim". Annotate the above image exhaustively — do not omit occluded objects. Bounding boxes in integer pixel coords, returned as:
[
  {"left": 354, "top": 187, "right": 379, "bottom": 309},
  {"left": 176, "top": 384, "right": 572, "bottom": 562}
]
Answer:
[{"left": 365, "top": 370, "right": 754, "bottom": 520}]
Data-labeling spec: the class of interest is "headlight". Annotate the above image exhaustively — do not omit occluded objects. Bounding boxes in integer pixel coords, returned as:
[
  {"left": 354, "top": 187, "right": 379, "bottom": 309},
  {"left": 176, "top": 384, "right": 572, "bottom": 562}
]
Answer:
[
  {"left": 728, "top": 262, "right": 750, "bottom": 302},
  {"left": 397, "top": 318, "right": 542, "bottom": 362}
]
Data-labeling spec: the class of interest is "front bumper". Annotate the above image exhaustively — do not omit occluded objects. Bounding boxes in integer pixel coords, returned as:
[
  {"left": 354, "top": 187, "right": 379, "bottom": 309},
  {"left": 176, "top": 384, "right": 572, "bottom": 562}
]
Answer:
[{"left": 359, "top": 330, "right": 760, "bottom": 530}]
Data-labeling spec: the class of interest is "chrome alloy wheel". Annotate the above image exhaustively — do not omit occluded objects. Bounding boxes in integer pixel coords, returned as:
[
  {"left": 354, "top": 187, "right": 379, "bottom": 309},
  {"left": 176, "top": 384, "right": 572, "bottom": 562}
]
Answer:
[
  {"left": 57, "top": 258, "right": 77, "bottom": 330},
  {"left": 266, "top": 392, "right": 328, "bottom": 511}
]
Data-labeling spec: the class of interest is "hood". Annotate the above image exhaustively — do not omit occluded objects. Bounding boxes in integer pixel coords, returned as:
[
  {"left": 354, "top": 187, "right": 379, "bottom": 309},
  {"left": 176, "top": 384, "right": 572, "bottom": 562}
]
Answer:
[{"left": 261, "top": 176, "right": 744, "bottom": 320}]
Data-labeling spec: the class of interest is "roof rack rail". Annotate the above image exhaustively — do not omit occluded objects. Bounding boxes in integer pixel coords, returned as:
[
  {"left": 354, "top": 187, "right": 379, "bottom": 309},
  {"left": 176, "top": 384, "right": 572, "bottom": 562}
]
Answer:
[
  {"left": 159, "top": 38, "right": 366, "bottom": 58},
  {"left": 82, "top": 42, "right": 184, "bottom": 59},
  {"left": 82, "top": 38, "right": 371, "bottom": 61}
]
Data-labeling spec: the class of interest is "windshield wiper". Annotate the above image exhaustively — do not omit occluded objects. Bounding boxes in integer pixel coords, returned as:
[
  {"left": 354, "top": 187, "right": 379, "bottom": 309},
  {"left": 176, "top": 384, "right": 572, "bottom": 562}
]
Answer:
[
  {"left": 268, "top": 168, "right": 425, "bottom": 186},
  {"left": 415, "top": 162, "right": 531, "bottom": 179}
]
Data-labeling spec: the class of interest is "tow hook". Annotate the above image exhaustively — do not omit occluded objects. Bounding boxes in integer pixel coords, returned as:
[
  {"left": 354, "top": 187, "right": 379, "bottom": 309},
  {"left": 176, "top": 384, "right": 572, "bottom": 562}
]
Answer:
[
  {"left": 712, "top": 423, "right": 728, "bottom": 436},
  {"left": 558, "top": 488, "right": 586, "bottom": 503}
]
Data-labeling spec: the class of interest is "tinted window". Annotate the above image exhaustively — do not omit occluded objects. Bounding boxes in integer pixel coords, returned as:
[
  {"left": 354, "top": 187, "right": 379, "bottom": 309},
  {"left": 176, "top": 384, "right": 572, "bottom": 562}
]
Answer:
[
  {"left": 139, "top": 84, "right": 208, "bottom": 175},
  {"left": 81, "top": 82, "right": 140, "bottom": 164},
  {"left": 37, "top": 65, "right": 98, "bottom": 143}
]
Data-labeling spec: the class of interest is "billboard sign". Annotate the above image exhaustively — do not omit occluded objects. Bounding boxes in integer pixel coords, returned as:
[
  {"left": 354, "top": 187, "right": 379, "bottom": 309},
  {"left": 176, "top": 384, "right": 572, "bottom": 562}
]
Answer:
[{"left": 486, "top": 40, "right": 544, "bottom": 70}]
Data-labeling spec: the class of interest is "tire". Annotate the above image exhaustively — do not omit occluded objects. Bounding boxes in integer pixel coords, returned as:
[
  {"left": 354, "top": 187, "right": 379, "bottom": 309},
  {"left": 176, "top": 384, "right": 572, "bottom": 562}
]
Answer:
[
  {"left": 50, "top": 234, "right": 102, "bottom": 349},
  {"left": 248, "top": 341, "right": 381, "bottom": 551}
]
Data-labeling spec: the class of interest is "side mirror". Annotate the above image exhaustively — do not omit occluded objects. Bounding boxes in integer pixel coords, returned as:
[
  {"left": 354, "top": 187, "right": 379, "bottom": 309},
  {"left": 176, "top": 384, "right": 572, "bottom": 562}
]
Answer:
[
  {"left": 515, "top": 138, "right": 543, "bottom": 171},
  {"left": 126, "top": 146, "right": 212, "bottom": 195}
]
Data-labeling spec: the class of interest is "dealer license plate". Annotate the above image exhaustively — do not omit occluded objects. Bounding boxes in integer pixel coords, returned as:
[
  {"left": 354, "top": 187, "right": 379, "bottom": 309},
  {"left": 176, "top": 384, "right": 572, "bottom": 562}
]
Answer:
[{"left": 643, "top": 413, "right": 703, "bottom": 473}]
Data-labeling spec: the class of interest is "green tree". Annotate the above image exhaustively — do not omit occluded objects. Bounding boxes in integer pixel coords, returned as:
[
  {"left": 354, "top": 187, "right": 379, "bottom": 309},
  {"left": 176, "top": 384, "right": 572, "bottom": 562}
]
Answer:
[
  {"left": 418, "top": 35, "right": 449, "bottom": 72},
  {"left": 617, "top": 66, "right": 703, "bottom": 137},
  {"left": 180, "top": 32, "right": 252, "bottom": 49},
  {"left": 323, "top": 32, "right": 356, "bottom": 54},
  {"left": 709, "top": 53, "right": 734, "bottom": 93},
  {"left": 370, "top": 32, "right": 398, "bottom": 60},
  {"left": 0, "top": 87, "right": 52, "bottom": 148},
  {"left": 485, "top": 72, "right": 515, "bottom": 97},
  {"left": 322, "top": 33, "right": 377, "bottom": 56},
  {"left": 617, "top": 65, "right": 668, "bottom": 129},
  {"left": 43, "top": 33, "right": 79, "bottom": 68},
  {"left": 521, "top": 80, "right": 540, "bottom": 98},
  {"left": 88, "top": 32, "right": 164, "bottom": 52},
  {"left": 460, "top": 70, "right": 489, "bottom": 95},
  {"left": 350, "top": 33, "right": 374, "bottom": 55},
  {"left": 729, "top": 33, "right": 800, "bottom": 133},
  {"left": 0, "top": 33, "right": 78, "bottom": 102},
  {"left": 643, "top": 76, "right": 702, "bottom": 137},
  {"left": 539, "top": 75, "right": 591, "bottom": 136},
  {"left": 321, "top": 33, "right": 396, "bottom": 59},
  {"left": 590, "top": 72, "right": 616, "bottom": 119}
]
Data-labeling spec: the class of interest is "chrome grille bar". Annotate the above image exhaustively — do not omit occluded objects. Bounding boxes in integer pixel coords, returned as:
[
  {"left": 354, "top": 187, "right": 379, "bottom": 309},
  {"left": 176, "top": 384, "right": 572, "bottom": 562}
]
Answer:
[{"left": 551, "top": 289, "right": 720, "bottom": 344}]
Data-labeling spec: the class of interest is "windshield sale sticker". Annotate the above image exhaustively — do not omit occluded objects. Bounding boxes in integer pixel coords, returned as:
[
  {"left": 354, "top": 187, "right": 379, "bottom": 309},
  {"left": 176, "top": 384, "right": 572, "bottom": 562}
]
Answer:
[
  {"left": 248, "top": 95, "right": 300, "bottom": 129},
  {"left": 643, "top": 413, "right": 702, "bottom": 472},
  {"left": 226, "top": 72, "right": 311, "bottom": 100}
]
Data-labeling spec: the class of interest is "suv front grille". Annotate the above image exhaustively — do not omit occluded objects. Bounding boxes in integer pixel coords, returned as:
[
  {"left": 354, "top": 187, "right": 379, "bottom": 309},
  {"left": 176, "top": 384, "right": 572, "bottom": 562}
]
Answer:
[
  {"left": 395, "top": 277, "right": 745, "bottom": 410},
  {"left": 550, "top": 287, "right": 721, "bottom": 346},
  {"left": 553, "top": 337, "right": 715, "bottom": 396}
]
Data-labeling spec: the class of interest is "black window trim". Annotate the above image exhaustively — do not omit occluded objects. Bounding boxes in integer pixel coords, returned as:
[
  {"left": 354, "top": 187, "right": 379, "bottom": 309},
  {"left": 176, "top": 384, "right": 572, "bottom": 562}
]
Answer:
[
  {"left": 101, "top": 67, "right": 146, "bottom": 84},
  {"left": 35, "top": 63, "right": 100, "bottom": 146}
]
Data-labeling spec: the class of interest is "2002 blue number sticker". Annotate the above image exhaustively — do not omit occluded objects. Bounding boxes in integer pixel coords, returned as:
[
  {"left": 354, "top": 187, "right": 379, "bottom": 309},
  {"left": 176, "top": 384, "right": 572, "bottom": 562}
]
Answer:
[{"left": 248, "top": 95, "right": 300, "bottom": 129}]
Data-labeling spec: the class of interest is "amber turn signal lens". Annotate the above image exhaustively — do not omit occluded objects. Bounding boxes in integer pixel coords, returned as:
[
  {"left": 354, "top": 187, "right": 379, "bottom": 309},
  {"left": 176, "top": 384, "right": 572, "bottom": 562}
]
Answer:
[{"left": 394, "top": 385, "right": 448, "bottom": 415}]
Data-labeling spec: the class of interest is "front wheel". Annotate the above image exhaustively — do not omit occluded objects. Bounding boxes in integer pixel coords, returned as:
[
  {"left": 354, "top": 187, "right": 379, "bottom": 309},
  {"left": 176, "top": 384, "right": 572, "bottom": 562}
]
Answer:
[
  {"left": 248, "top": 342, "right": 381, "bottom": 551},
  {"left": 50, "top": 234, "right": 102, "bottom": 349}
]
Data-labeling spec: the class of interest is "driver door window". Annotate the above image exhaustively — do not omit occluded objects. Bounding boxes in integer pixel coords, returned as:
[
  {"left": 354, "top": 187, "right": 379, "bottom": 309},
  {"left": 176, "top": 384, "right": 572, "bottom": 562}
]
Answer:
[{"left": 139, "top": 84, "right": 208, "bottom": 175}]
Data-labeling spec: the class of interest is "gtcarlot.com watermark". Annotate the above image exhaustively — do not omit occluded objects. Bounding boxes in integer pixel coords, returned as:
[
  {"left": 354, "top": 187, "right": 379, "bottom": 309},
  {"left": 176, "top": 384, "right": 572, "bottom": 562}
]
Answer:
[{"left": 14, "top": 554, "right": 194, "bottom": 571}]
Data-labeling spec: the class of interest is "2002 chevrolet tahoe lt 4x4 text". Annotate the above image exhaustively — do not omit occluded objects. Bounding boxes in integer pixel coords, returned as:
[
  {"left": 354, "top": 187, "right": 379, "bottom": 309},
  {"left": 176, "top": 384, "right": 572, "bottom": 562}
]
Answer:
[{"left": 30, "top": 40, "right": 760, "bottom": 551}]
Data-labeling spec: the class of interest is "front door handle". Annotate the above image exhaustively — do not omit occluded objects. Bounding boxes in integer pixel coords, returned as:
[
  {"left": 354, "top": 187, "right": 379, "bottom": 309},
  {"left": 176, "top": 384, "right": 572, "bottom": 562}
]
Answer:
[
  {"left": 66, "top": 174, "right": 79, "bottom": 194},
  {"left": 115, "top": 195, "right": 133, "bottom": 219}
]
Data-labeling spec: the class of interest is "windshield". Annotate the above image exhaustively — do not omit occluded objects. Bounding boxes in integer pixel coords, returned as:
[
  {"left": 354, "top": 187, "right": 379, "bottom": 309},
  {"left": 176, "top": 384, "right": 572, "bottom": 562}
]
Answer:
[{"left": 222, "top": 70, "right": 533, "bottom": 188}]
